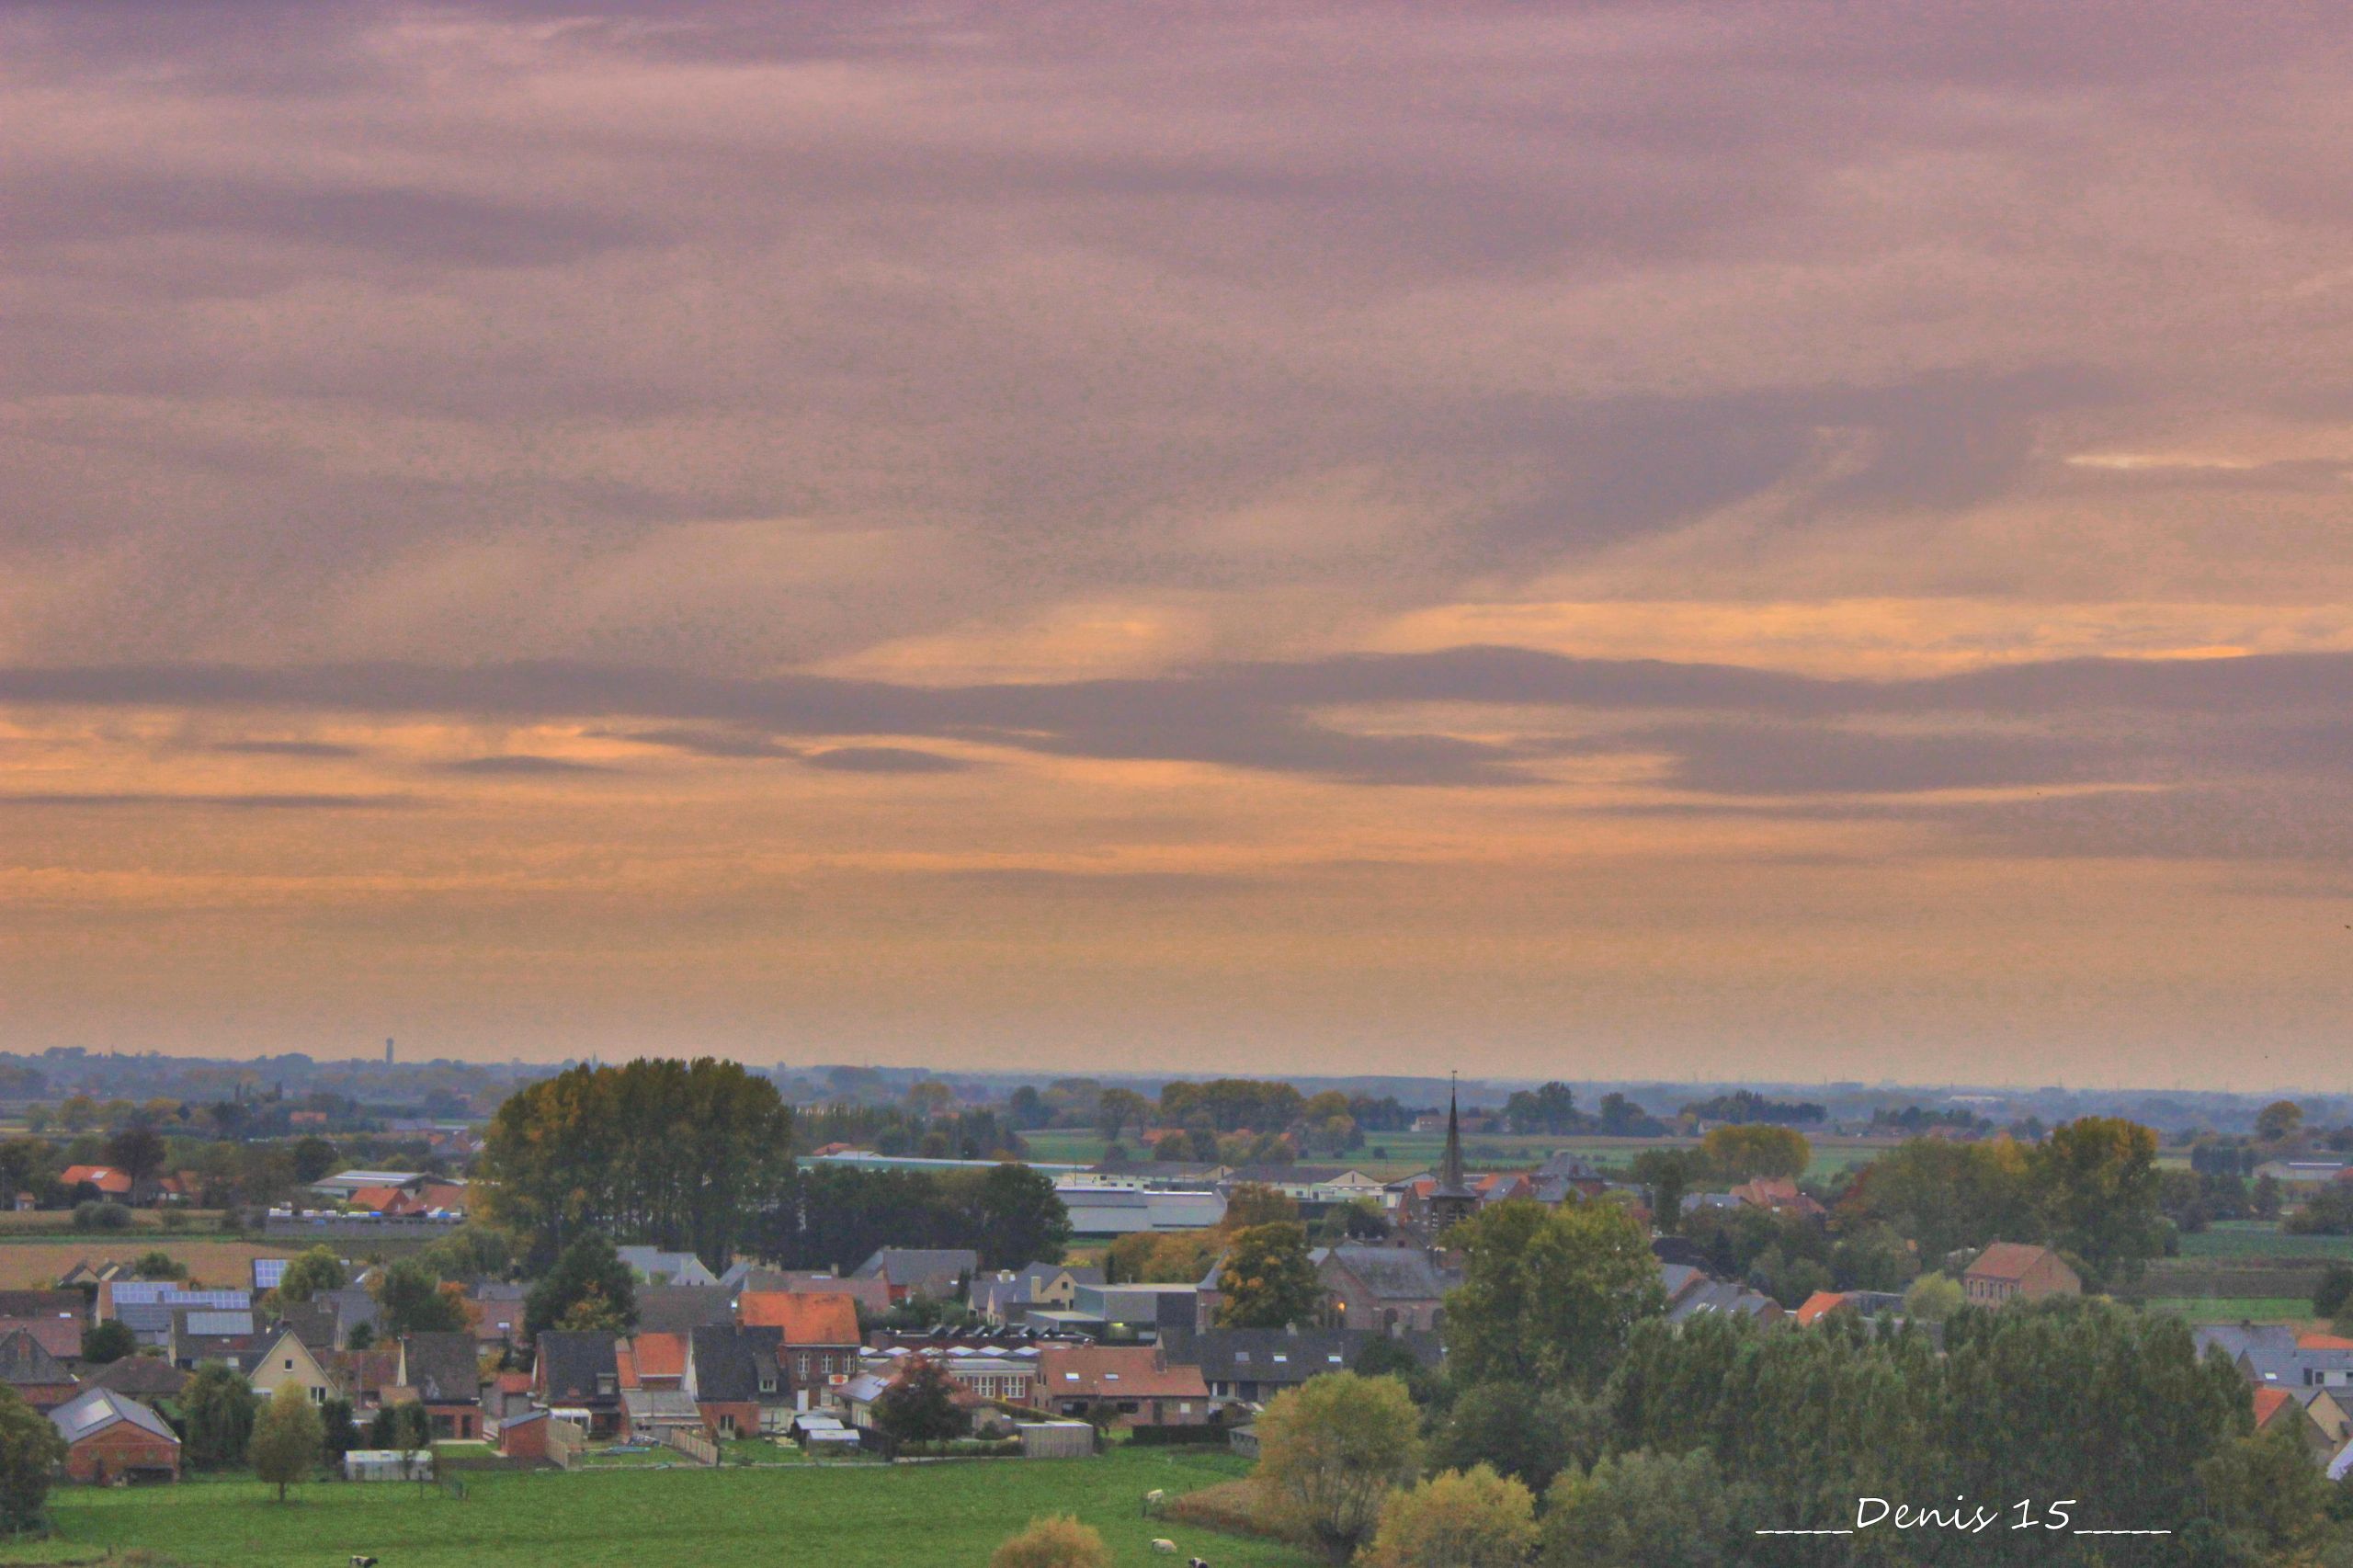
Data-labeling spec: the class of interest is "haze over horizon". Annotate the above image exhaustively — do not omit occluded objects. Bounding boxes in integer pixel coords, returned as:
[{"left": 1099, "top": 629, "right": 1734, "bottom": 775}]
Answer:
[{"left": 6, "top": 4, "right": 2353, "bottom": 1087}]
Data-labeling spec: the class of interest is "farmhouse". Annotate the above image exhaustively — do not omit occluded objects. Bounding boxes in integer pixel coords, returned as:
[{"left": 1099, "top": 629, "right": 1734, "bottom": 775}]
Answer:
[
  {"left": 1961, "top": 1243, "right": 2081, "bottom": 1306},
  {"left": 1035, "top": 1345, "right": 1209, "bottom": 1428},
  {"left": 50, "top": 1387, "right": 179, "bottom": 1483}
]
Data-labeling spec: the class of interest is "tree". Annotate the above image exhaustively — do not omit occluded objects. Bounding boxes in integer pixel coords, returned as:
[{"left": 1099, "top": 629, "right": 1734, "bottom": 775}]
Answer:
[
  {"left": 1215, "top": 1222, "right": 1321, "bottom": 1329},
  {"left": 524, "top": 1233, "right": 638, "bottom": 1338},
  {"left": 1698, "top": 1124, "right": 1810, "bottom": 1183},
  {"left": 968, "top": 1162, "right": 1071, "bottom": 1269},
  {"left": 1445, "top": 1200, "right": 1664, "bottom": 1392},
  {"left": 1541, "top": 1449, "right": 1747, "bottom": 1568},
  {"left": 479, "top": 1057, "right": 795, "bottom": 1268},
  {"left": 2029, "top": 1117, "right": 2164, "bottom": 1287},
  {"left": 1222, "top": 1182, "right": 1301, "bottom": 1231},
  {"left": 0, "top": 1386, "right": 64, "bottom": 1532},
  {"left": 277, "top": 1245, "right": 347, "bottom": 1304},
  {"left": 1431, "top": 1380, "right": 1581, "bottom": 1493},
  {"left": 2254, "top": 1100, "right": 2304, "bottom": 1143},
  {"left": 80, "top": 1318, "right": 135, "bottom": 1364},
  {"left": 1901, "top": 1271, "right": 1964, "bottom": 1323},
  {"left": 2314, "top": 1261, "right": 2353, "bottom": 1320},
  {"left": 1252, "top": 1373, "right": 1425, "bottom": 1563},
  {"left": 1363, "top": 1464, "right": 1538, "bottom": 1568},
  {"left": 873, "top": 1356, "right": 964, "bottom": 1445},
  {"left": 181, "top": 1360, "right": 259, "bottom": 1469},
  {"left": 418, "top": 1224, "right": 515, "bottom": 1281},
  {"left": 1828, "top": 1221, "right": 1917, "bottom": 1293},
  {"left": 1627, "top": 1151, "right": 1688, "bottom": 1236},
  {"left": 1504, "top": 1083, "right": 1579, "bottom": 1137},
  {"left": 2192, "top": 1428, "right": 2336, "bottom": 1565},
  {"left": 1839, "top": 1137, "right": 2036, "bottom": 1260},
  {"left": 104, "top": 1125, "right": 167, "bottom": 1194},
  {"left": 378, "top": 1258, "right": 469, "bottom": 1335},
  {"left": 990, "top": 1515, "right": 1108, "bottom": 1568},
  {"left": 249, "top": 1381, "right": 325, "bottom": 1502},
  {"left": 1095, "top": 1088, "right": 1150, "bottom": 1143},
  {"left": 319, "top": 1396, "right": 360, "bottom": 1466}
]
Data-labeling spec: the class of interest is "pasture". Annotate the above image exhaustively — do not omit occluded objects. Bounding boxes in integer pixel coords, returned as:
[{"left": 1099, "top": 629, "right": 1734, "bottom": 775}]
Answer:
[
  {"left": 2176, "top": 1221, "right": 2353, "bottom": 1262},
  {"left": 0, "top": 1448, "right": 1313, "bottom": 1568}
]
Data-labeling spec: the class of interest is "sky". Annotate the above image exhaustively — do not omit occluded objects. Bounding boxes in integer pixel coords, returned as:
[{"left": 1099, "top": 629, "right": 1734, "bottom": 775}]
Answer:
[{"left": 4, "top": 2, "right": 2353, "bottom": 1086}]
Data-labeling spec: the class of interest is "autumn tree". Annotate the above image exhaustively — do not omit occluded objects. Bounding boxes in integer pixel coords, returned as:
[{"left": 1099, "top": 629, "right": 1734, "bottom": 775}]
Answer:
[
  {"left": 523, "top": 1233, "right": 638, "bottom": 1338},
  {"left": 277, "top": 1245, "right": 348, "bottom": 1304},
  {"left": 1698, "top": 1123, "right": 1810, "bottom": 1183},
  {"left": 1252, "top": 1373, "right": 1425, "bottom": 1563},
  {"left": 873, "top": 1355, "right": 964, "bottom": 1445},
  {"left": 2028, "top": 1117, "right": 2164, "bottom": 1287},
  {"left": 480, "top": 1057, "right": 795, "bottom": 1267},
  {"left": 1445, "top": 1199, "right": 1664, "bottom": 1392},
  {"left": 1363, "top": 1464, "right": 1538, "bottom": 1568},
  {"left": 1214, "top": 1222, "right": 1321, "bottom": 1329},
  {"left": 249, "top": 1381, "right": 325, "bottom": 1502}
]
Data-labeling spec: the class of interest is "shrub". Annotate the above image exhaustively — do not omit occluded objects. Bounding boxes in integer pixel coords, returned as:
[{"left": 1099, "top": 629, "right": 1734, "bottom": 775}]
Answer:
[
  {"left": 1362, "top": 1464, "right": 1538, "bottom": 1568},
  {"left": 989, "top": 1515, "right": 1108, "bottom": 1568},
  {"left": 72, "top": 1201, "right": 131, "bottom": 1233}
]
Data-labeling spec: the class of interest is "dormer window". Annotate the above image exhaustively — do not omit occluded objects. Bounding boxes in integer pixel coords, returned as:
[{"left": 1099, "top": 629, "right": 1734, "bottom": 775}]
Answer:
[{"left": 596, "top": 1373, "right": 616, "bottom": 1396}]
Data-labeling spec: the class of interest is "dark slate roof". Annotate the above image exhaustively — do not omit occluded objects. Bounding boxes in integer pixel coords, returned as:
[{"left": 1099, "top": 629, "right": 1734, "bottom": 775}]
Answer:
[
  {"left": 1324, "top": 1245, "right": 1458, "bottom": 1301},
  {"left": 635, "top": 1285, "right": 733, "bottom": 1335},
  {"left": 402, "top": 1333, "right": 479, "bottom": 1406},
  {"left": 688, "top": 1325, "right": 787, "bottom": 1403},
  {"left": 52, "top": 1387, "right": 176, "bottom": 1446},
  {"left": 177, "top": 1335, "right": 267, "bottom": 1372},
  {"left": 851, "top": 1249, "right": 978, "bottom": 1291},
  {"left": 537, "top": 1332, "right": 620, "bottom": 1406},
  {"left": 1171, "top": 1326, "right": 1441, "bottom": 1386},
  {"left": 82, "top": 1356, "right": 188, "bottom": 1400},
  {"left": 0, "top": 1290, "right": 86, "bottom": 1322},
  {"left": 278, "top": 1301, "right": 338, "bottom": 1353},
  {"left": 1536, "top": 1152, "right": 1605, "bottom": 1181},
  {"left": 0, "top": 1327, "right": 73, "bottom": 1386}
]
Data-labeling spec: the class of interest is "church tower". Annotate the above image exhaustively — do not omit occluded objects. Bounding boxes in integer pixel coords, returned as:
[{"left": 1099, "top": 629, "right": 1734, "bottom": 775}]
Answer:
[{"left": 1426, "top": 1074, "right": 1479, "bottom": 1234}]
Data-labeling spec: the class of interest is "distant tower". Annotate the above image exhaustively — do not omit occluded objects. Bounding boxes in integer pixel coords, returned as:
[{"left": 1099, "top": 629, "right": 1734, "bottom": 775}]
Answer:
[
  {"left": 385, "top": 1038, "right": 395, "bottom": 1066},
  {"left": 1426, "top": 1073, "right": 1479, "bottom": 1235}
]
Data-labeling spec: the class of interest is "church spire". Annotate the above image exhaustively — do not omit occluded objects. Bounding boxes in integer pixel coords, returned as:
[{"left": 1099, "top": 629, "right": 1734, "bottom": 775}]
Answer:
[{"left": 1440, "top": 1072, "right": 1465, "bottom": 1190}]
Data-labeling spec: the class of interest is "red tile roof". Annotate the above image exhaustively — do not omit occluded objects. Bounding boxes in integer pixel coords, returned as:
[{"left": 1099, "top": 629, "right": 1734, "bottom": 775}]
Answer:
[
  {"left": 1792, "top": 1290, "right": 1849, "bottom": 1326},
  {"left": 2298, "top": 1332, "right": 2353, "bottom": 1351},
  {"left": 2253, "top": 1387, "right": 2295, "bottom": 1427},
  {"left": 1964, "top": 1242, "right": 2055, "bottom": 1281},
  {"left": 737, "top": 1292, "right": 859, "bottom": 1345},
  {"left": 59, "top": 1166, "right": 131, "bottom": 1195},
  {"left": 1037, "top": 1346, "right": 1209, "bottom": 1402},
  {"left": 631, "top": 1332, "right": 686, "bottom": 1380}
]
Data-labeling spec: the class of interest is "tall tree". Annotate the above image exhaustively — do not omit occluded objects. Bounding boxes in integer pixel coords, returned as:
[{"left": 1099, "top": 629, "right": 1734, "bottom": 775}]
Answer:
[
  {"left": 180, "top": 1361, "right": 259, "bottom": 1469},
  {"left": 1214, "top": 1222, "right": 1321, "bottom": 1328},
  {"left": 277, "top": 1245, "right": 348, "bottom": 1304},
  {"left": 1095, "top": 1088, "right": 1150, "bottom": 1142},
  {"left": 1445, "top": 1199, "right": 1665, "bottom": 1392},
  {"left": 523, "top": 1233, "right": 639, "bottom": 1338},
  {"left": 1253, "top": 1372, "right": 1426, "bottom": 1564},
  {"left": 249, "top": 1381, "right": 325, "bottom": 1502},
  {"left": 965, "top": 1162, "right": 1071, "bottom": 1269},
  {"left": 479, "top": 1057, "right": 795, "bottom": 1267},
  {"left": 0, "top": 1387, "right": 63, "bottom": 1534},
  {"left": 377, "top": 1258, "right": 468, "bottom": 1335},
  {"left": 2028, "top": 1117, "right": 2164, "bottom": 1287},
  {"left": 1697, "top": 1123, "right": 1810, "bottom": 1182}
]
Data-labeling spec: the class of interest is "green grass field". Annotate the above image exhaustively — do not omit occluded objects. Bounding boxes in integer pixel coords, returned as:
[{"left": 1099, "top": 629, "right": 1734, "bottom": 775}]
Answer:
[
  {"left": 2177, "top": 1222, "right": 2353, "bottom": 1261},
  {"left": 2140, "top": 1297, "right": 2320, "bottom": 1324},
  {"left": 0, "top": 1449, "right": 1313, "bottom": 1568}
]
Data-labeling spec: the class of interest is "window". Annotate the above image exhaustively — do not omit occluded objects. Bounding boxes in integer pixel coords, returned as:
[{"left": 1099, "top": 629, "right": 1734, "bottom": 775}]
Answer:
[
  {"left": 284, "top": 1359, "right": 295, "bottom": 1370},
  {"left": 1270, "top": 1354, "right": 1287, "bottom": 1364}
]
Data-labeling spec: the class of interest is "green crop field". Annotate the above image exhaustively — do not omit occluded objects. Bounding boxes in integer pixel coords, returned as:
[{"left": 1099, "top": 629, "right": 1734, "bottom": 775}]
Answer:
[
  {"left": 1034, "top": 1126, "right": 1892, "bottom": 1182},
  {"left": 0, "top": 1449, "right": 1313, "bottom": 1568},
  {"left": 2177, "top": 1222, "right": 2353, "bottom": 1261},
  {"left": 2140, "top": 1297, "right": 2320, "bottom": 1324}
]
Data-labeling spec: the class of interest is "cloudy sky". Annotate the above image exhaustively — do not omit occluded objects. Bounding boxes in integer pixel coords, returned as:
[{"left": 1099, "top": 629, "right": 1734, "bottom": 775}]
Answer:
[{"left": 5, "top": 2, "right": 2353, "bottom": 1085}]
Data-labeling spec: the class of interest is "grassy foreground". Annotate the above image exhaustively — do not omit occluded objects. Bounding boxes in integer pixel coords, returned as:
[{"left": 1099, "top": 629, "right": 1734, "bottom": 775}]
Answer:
[{"left": 0, "top": 1449, "right": 1316, "bottom": 1568}]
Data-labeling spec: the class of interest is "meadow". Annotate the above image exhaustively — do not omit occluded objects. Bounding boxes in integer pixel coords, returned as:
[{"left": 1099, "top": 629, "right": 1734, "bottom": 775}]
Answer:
[
  {"left": 0, "top": 1448, "right": 1314, "bottom": 1568},
  {"left": 2176, "top": 1221, "right": 2353, "bottom": 1261},
  {"left": 2140, "top": 1297, "right": 2322, "bottom": 1324}
]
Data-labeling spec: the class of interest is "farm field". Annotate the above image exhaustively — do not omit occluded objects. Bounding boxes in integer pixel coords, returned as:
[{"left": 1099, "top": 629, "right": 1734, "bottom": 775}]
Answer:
[
  {"left": 0, "top": 1240, "right": 290, "bottom": 1290},
  {"left": 2140, "top": 1297, "right": 2321, "bottom": 1324},
  {"left": 0, "top": 1210, "right": 229, "bottom": 1237},
  {"left": 2177, "top": 1222, "right": 2353, "bottom": 1261},
  {"left": 0, "top": 1449, "right": 1313, "bottom": 1568}
]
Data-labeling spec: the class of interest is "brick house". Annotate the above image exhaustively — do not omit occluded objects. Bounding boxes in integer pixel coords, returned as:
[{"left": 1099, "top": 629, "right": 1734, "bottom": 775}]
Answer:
[
  {"left": 534, "top": 1332, "right": 624, "bottom": 1437},
  {"left": 51, "top": 1388, "right": 179, "bottom": 1483},
  {"left": 0, "top": 1328, "right": 78, "bottom": 1410},
  {"left": 737, "top": 1292, "right": 860, "bottom": 1405},
  {"left": 1316, "top": 1246, "right": 1460, "bottom": 1335},
  {"left": 1035, "top": 1345, "right": 1210, "bottom": 1428},
  {"left": 1961, "top": 1243, "right": 2081, "bottom": 1306},
  {"left": 683, "top": 1324, "right": 790, "bottom": 1437},
  {"left": 399, "top": 1332, "right": 483, "bottom": 1439}
]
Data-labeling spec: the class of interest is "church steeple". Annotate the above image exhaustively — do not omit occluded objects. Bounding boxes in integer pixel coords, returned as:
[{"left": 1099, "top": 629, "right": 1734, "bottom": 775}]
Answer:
[
  {"left": 1427, "top": 1071, "right": 1477, "bottom": 1234},
  {"left": 1439, "top": 1073, "right": 1465, "bottom": 1191}
]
